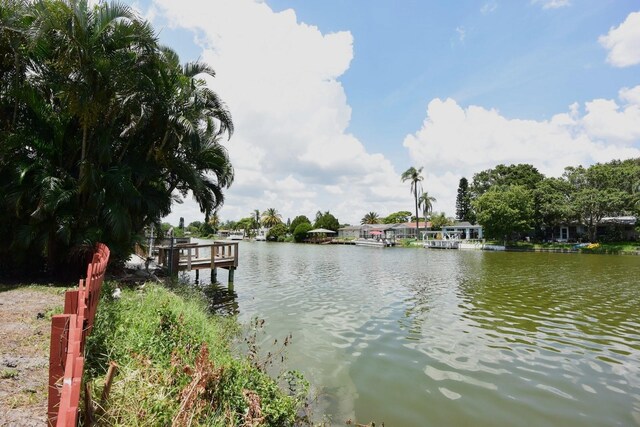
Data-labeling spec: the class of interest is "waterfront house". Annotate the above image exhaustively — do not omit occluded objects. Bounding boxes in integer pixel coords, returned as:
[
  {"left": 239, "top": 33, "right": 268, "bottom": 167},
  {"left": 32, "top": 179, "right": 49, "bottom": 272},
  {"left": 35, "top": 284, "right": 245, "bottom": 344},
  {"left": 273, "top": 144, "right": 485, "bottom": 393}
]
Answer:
[
  {"left": 545, "top": 216, "right": 637, "bottom": 242},
  {"left": 338, "top": 225, "right": 362, "bottom": 239},
  {"left": 392, "top": 221, "right": 431, "bottom": 239}
]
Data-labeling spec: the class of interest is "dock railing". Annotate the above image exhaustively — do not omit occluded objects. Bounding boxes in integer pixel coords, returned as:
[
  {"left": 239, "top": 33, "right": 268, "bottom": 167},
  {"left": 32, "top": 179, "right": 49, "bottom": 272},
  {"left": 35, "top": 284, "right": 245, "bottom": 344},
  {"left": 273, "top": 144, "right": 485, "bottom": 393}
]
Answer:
[{"left": 156, "top": 241, "right": 239, "bottom": 277}]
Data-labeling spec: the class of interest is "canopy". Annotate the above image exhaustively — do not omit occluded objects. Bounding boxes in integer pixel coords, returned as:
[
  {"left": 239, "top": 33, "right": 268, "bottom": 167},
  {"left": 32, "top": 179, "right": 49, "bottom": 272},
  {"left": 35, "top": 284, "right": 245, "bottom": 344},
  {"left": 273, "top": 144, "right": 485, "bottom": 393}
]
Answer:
[{"left": 308, "top": 228, "right": 336, "bottom": 234}]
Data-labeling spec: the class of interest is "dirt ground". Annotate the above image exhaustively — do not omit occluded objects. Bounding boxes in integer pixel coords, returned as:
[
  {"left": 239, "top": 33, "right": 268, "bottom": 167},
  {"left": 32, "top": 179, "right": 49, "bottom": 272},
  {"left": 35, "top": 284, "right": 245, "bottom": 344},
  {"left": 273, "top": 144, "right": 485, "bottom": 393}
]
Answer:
[{"left": 0, "top": 286, "right": 64, "bottom": 427}]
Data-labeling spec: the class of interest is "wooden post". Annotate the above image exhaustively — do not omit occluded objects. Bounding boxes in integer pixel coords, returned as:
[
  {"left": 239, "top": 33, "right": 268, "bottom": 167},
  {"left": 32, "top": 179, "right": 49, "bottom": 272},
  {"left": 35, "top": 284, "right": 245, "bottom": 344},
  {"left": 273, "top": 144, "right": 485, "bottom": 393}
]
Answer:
[
  {"left": 228, "top": 268, "right": 235, "bottom": 284},
  {"left": 211, "top": 268, "right": 217, "bottom": 283},
  {"left": 48, "top": 315, "right": 70, "bottom": 425},
  {"left": 170, "top": 247, "right": 179, "bottom": 276}
]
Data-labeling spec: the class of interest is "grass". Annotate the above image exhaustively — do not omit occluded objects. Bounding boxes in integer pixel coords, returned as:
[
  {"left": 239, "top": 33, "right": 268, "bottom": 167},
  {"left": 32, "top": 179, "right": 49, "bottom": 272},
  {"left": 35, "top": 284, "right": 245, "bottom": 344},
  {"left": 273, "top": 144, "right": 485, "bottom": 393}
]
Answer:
[
  {"left": 1, "top": 368, "right": 18, "bottom": 379},
  {"left": 84, "top": 282, "right": 308, "bottom": 426},
  {"left": 502, "top": 241, "right": 640, "bottom": 254}
]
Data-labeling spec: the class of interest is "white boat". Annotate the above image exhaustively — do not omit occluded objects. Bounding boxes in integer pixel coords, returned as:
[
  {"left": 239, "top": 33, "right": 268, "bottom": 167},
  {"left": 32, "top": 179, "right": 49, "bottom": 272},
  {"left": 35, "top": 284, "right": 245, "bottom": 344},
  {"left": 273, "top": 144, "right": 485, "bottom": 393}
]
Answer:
[
  {"left": 226, "top": 231, "right": 244, "bottom": 241},
  {"left": 255, "top": 234, "right": 266, "bottom": 241},
  {"left": 354, "top": 238, "right": 392, "bottom": 247}
]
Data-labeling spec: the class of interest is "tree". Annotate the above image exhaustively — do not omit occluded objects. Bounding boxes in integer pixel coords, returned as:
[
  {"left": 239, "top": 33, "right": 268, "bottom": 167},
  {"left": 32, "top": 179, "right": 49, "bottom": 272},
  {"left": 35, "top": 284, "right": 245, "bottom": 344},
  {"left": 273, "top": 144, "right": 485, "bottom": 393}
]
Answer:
[
  {"left": 289, "top": 215, "right": 311, "bottom": 234},
  {"left": 571, "top": 188, "right": 628, "bottom": 241},
  {"left": 533, "top": 177, "right": 572, "bottom": 240},
  {"left": 266, "top": 223, "right": 288, "bottom": 241},
  {"left": 361, "top": 212, "right": 380, "bottom": 224},
  {"left": 382, "top": 211, "right": 412, "bottom": 224},
  {"left": 0, "top": 0, "right": 235, "bottom": 276},
  {"left": 418, "top": 192, "right": 436, "bottom": 221},
  {"left": 471, "top": 164, "right": 544, "bottom": 197},
  {"left": 455, "top": 177, "right": 474, "bottom": 223},
  {"left": 252, "top": 209, "right": 260, "bottom": 234},
  {"left": 261, "top": 208, "right": 282, "bottom": 228},
  {"left": 314, "top": 211, "right": 340, "bottom": 231},
  {"left": 429, "top": 212, "right": 454, "bottom": 231},
  {"left": 401, "top": 166, "right": 424, "bottom": 237},
  {"left": 179, "top": 217, "right": 185, "bottom": 230},
  {"left": 473, "top": 185, "right": 534, "bottom": 242},
  {"left": 293, "top": 223, "right": 313, "bottom": 242}
]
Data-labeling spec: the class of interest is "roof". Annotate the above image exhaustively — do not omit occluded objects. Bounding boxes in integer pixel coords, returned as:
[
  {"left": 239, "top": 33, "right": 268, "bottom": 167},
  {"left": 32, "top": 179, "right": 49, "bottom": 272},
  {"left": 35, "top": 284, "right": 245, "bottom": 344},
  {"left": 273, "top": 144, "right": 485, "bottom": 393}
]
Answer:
[
  {"left": 599, "top": 216, "right": 637, "bottom": 225},
  {"left": 393, "top": 221, "right": 431, "bottom": 229},
  {"left": 338, "top": 225, "right": 362, "bottom": 231}
]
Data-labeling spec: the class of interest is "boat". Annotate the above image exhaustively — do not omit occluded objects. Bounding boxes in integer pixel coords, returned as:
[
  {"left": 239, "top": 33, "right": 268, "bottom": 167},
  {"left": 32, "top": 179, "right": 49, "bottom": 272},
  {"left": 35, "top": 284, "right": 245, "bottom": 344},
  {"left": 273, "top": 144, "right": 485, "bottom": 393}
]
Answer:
[
  {"left": 354, "top": 238, "right": 393, "bottom": 247},
  {"left": 255, "top": 234, "right": 266, "bottom": 241},
  {"left": 226, "top": 231, "right": 244, "bottom": 241}
]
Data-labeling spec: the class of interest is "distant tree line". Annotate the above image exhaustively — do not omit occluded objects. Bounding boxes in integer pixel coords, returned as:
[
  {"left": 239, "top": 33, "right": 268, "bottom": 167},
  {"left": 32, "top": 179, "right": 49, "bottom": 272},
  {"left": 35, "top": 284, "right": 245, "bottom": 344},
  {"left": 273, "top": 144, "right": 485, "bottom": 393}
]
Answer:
[
  {"left": 456, "top": 160, "right": 640, "bottom": 241},
  {"left": 0, "top": 1, "right": 233, "bottom": 277}
]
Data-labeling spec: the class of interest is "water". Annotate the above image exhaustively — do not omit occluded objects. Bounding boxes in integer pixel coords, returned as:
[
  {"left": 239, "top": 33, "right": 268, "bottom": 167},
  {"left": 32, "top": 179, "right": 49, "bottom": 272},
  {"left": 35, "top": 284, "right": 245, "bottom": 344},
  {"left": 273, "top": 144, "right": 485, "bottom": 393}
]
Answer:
[{"left": 189, "top": 241, "right": 640, "bottom": 426}]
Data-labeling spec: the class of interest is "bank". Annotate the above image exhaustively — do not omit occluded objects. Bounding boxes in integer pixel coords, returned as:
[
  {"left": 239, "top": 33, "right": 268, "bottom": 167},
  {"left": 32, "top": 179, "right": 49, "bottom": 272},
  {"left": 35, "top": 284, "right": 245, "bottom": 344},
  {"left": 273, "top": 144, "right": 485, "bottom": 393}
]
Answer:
[{"left": 83, "top": 281, "right": 308, "bottom": 426}]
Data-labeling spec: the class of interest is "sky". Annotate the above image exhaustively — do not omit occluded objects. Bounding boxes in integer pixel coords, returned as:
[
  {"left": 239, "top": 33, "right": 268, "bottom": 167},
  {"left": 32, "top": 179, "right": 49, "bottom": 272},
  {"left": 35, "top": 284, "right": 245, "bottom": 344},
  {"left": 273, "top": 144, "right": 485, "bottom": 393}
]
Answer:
[{"left": 126, "top": 0, "right": 640, "bottom": 226}]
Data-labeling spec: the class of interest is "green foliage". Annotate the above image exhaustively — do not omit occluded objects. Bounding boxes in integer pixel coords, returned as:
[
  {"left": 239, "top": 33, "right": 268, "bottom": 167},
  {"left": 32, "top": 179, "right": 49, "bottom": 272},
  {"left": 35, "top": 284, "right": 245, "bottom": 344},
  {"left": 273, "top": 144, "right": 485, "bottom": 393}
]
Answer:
[
  {"left": 85, "top": 283, "right": 304, "bottom": 426},
  {"left": 455, "top": 177, "right": 475, "bottom": 223},
  {"left": 266, "top": 223, "right": 288, "bottom": 241},
  {"left": 0, "top": 0, "right": 234, "bottom": 277},
  {"left": 293, "top": 223, "right": 313, "bottom": 242},
  {"left": 361, "top": 211, "right": 380, "bottom": 224},
  {"left": 261, "top": 208, "right": 283, "bottom": 228},
  {"left": 429, "top": 212, "right": 455, "bottom": 230},
  {"left": 313, "top": 211, "right": 340, "bottom": 231},
  {"left": 471, "top": 164, "right": 544, "bottom": 197},
  {"left": 383, "top": 211, "right": 412, "bottom": 224},
  {"left": 473, "top": 185, "right": 534, "bottom": 241},
  {"left": 289, "top": 215, "right": 311, "bottom": 234},
  {"left": 401, "top": 166, "right": 424, "bottom": 233}
]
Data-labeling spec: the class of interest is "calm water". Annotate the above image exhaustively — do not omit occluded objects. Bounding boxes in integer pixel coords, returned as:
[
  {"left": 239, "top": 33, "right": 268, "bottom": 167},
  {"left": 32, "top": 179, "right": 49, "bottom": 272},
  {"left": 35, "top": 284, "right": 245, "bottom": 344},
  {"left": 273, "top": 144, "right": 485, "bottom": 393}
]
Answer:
[{"left": 189, "top": 241, "right": 640, "bottom": 426}]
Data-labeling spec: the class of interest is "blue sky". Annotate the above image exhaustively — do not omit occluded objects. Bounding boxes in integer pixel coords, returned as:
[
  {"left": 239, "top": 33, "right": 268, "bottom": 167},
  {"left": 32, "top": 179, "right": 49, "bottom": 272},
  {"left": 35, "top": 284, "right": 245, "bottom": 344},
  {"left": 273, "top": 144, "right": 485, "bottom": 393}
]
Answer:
[{"left": 129, "top": 0, "right": 640, "bottom": 225}]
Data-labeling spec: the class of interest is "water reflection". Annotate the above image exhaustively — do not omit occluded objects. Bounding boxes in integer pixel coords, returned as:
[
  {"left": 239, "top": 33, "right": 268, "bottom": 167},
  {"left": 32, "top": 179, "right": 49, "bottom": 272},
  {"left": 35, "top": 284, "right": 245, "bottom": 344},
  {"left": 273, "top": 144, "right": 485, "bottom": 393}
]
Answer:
[{"left": 202, "top": 281, "right": 239, "bottom": 316}]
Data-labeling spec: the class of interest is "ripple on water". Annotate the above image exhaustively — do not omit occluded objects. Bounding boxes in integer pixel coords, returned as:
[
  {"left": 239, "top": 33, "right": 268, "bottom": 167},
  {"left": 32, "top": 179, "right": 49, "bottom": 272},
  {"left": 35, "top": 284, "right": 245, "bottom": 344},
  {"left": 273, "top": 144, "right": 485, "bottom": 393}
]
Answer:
[{"left": 192, "top": 241, "right": 640, "bottom": 427}]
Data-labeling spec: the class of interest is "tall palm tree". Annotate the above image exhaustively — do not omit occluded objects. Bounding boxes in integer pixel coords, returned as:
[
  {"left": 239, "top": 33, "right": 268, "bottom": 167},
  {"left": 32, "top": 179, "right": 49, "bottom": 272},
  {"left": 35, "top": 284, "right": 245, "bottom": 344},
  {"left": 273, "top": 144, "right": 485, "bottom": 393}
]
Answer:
[
  {"left": 418, "top": 192, "right": 437, "bottom": 223},
  {"left": 208, "top": 211, "right": 220, "bottom": 234},
  {"left": 361, "top": 212, "right": 380, "bottom": 225},
  {"left": 252, "top": 209, "right": 260, "bottom": 235},
  {"left": 261, "top": 208, "right": 282, "bottom": 228},
  {"left": 401, "top": 166, "right": 424, "bottom": 237}
]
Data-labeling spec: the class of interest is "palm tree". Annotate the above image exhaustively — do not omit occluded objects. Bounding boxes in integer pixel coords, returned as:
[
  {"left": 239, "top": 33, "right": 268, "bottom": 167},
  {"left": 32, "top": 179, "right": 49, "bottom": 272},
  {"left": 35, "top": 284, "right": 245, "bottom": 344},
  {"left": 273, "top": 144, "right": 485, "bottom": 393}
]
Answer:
[
  {"left": 418, "top": 192, "right": 437, "bottom": 223},
  {"left": 361, "top": 212, "right": 380, "bottom": 225},
  {"left": 401, "top": 166, "right": 424, "bottom": 238},
  {"left": 0, "top": 1, "right": 236, "bottom": 276},
  {"left": 252, "top": 209, "right": 261, "bottom": 236},
  {"left": 208, "top": 211, "right": 220, "bottom": 234},
  {"left": 261, "top": 208, "right": 282, "bottom": 228}
]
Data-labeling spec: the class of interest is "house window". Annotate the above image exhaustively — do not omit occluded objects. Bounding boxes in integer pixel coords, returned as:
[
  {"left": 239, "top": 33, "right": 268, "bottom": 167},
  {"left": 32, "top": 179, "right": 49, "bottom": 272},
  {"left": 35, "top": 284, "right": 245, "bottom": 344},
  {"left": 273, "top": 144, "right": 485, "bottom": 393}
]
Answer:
[{"left": 560, "top": 226, "right": 568, "bottom": 241}]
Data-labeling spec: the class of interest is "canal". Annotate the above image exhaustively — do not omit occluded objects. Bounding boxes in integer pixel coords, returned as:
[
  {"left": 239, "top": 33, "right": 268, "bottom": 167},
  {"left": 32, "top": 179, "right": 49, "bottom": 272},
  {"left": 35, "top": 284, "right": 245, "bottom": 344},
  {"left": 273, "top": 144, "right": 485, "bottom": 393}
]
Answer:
[{"left": 190, "top": 241, "right": 640, "bottom": 426}]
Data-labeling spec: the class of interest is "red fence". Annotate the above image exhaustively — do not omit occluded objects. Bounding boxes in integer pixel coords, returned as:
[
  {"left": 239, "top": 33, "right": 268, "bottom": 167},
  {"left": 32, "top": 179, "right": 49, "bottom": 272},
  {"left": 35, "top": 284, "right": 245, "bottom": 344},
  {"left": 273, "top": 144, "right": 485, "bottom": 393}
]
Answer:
[{"left": 48, "top": 243, "right": 110, "bottom": 427}]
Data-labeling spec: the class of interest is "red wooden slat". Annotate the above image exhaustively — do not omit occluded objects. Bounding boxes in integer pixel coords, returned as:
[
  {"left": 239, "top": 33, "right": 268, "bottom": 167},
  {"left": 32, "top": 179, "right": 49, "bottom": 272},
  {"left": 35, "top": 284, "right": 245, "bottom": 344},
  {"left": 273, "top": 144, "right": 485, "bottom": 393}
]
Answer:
[{"left": 48, "top": 243, "right": 110, "bottom": 427}]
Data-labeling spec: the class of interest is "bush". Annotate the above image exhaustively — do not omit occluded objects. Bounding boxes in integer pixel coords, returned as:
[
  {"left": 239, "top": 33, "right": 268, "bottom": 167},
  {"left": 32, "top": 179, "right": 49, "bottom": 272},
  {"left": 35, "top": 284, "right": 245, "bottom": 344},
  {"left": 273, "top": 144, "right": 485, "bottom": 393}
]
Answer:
[
  {"left": 266, "top": 223, "right": 288, "bottom": 241},
  {"left": 293, "top": 223, "right": 313, "bottom": 242},
  {"left": 85, "top": 283, "right": 306, "bottom": 425}
]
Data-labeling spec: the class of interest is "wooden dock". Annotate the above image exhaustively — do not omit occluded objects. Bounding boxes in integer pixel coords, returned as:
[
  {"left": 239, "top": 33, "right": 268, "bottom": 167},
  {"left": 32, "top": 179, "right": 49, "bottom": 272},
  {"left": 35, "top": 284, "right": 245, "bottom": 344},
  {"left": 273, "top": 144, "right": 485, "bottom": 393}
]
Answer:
[{"left": 156, "top": 241, "right": 239, "bottom": 284}]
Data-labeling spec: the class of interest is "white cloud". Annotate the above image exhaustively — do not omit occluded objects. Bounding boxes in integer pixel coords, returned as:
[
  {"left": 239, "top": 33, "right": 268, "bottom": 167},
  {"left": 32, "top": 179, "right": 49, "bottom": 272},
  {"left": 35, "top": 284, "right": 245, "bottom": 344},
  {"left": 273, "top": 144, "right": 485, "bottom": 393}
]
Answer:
[
  {"left": 404, "top": 89, "right": 640, "bottom": 217},
  {"left": 153, "top": 0, "right": 409, "bottom": 225},
  {"left": 150, "top": 0, "right": 640, "bottom": 225},
  {"left": 532, "top": 0, "right": 570, "bottom": 9},
  {"left": 480, "top": 2, "right": 497, "bottom": 15},
  {"left": 599, "top": 11, "right": 640, "bottom": 68},
  {"left": 455, "top": 26, "right": 466, "bottom": 42}
]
